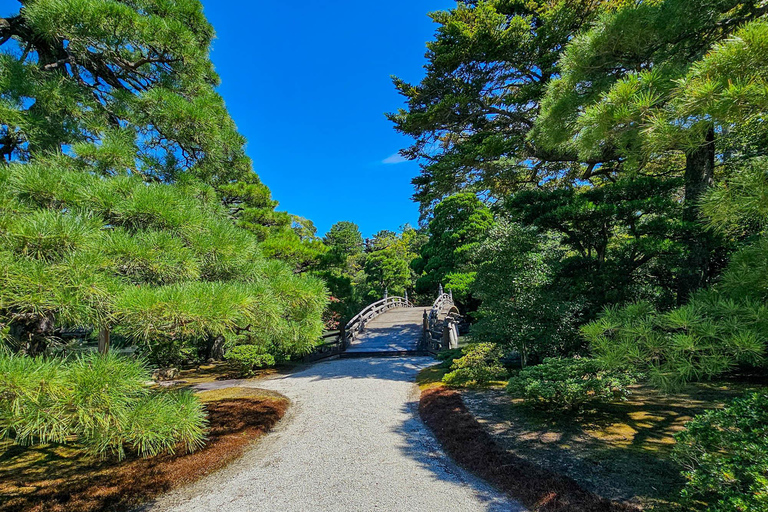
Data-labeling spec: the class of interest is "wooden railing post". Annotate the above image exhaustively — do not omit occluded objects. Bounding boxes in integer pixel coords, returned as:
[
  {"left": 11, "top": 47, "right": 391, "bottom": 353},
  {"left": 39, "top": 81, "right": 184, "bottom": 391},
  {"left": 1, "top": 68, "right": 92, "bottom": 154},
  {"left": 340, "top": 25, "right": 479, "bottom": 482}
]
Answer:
[{"left": 98, "top": 326, "right": 110, "bottom": 355}]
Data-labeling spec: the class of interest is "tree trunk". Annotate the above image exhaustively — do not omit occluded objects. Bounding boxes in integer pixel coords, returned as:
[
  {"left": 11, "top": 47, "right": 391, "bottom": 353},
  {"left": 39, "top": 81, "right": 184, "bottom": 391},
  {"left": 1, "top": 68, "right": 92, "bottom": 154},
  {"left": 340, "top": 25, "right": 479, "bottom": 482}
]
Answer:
[
  {"left": 678, "top": 125, "right": 715, "bottom": 303},
  {"left": 203, "top": 334, "right": 226, "bottom": 361},
  {"left": 98, "top": 327, "right": 111, "bottom": 355},
  {"left": 9, "top": 313, "right": 56, "bottom": 356}
]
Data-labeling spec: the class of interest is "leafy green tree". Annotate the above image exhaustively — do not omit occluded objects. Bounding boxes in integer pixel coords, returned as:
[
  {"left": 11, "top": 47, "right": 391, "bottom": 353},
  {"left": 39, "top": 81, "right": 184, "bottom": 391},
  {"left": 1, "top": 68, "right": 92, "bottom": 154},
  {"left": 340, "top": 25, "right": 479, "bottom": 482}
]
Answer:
[
  {"left": 323, "top": 221, "right": 364, "bottom": 260},
  {"left": 0, "top": 157, "right": 327, "bottom": 364},
  {"left": 361, "top": 228, "right": 423, "bottom": 299},
  {"left": 504, "top": 176, "right": 687, "bottom": 313},
  {"left": 388, "top": 0, "right": 604, "bottom": 213},
  {"left": 471, "top": 221, "right": 582, "bottom": 366},
  {"left": 0, "top": 0, "right": 249, "bottom": 183},
  {"left": 413, "top": 193, "right": 493, "bottom": 306}
]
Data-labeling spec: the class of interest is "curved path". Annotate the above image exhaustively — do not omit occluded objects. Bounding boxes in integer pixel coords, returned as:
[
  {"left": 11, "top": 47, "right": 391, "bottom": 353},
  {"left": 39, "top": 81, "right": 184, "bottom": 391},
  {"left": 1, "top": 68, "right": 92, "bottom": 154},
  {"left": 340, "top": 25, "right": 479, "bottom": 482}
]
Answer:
[{"left": 144, "top": 310, "right": 525, "bottom": 512}]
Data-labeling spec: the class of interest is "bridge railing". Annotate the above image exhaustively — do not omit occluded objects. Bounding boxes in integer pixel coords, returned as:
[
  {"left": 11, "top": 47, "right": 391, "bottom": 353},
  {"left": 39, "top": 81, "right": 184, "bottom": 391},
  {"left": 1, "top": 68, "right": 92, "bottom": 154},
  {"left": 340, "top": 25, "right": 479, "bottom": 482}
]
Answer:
[
  {"left": 422, "top": 287, "right": 461, "bottom": 354},
  {"left": 304, "top": 295, "right": 412, "bottom": 362},
  {"left": 344, "top": 296, "right": 412, "bottom": 346}
]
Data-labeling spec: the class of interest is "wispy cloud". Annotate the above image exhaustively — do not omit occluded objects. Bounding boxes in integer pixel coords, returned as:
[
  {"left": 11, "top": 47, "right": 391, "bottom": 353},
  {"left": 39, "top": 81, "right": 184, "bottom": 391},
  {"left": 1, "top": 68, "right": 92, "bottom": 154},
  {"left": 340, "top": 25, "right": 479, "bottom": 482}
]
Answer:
[{"left": 382, "top": 153, "right": 408, "bottom": 165}]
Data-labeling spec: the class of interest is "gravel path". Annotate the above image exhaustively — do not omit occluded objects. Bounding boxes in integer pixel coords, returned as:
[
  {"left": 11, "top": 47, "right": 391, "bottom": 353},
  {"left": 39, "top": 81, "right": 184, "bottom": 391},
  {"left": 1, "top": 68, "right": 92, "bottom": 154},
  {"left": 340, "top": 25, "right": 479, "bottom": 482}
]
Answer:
[{"left": 144, "top": 355, "right": 524, "bottom": 512}]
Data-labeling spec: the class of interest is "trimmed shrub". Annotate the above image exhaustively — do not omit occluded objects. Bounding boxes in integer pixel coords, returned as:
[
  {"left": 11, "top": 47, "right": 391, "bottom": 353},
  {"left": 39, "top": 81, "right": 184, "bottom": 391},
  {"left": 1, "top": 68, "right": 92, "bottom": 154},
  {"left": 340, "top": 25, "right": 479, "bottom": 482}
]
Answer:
[
  {"left": 673, "top": 392, "right": 768, "bottom": 512},
  {"left": 507, "top": 357, "right": 635, "bottom": 410},
  {"left": 442, "top": 343, "right": 508, "bottom": 387},
  {"left": 0, "top": 352, "right": 206, "bottom": 459},
  {"left": 225, "top": 345, "right": 276, "bottom": 377}
]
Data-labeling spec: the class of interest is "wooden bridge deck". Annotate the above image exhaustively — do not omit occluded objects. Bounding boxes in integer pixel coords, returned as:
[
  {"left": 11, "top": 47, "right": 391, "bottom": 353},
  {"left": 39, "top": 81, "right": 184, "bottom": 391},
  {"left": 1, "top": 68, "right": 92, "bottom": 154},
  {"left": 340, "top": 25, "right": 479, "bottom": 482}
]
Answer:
[{"left": 344, "top": 307, "right": 428, "bottom": 356}]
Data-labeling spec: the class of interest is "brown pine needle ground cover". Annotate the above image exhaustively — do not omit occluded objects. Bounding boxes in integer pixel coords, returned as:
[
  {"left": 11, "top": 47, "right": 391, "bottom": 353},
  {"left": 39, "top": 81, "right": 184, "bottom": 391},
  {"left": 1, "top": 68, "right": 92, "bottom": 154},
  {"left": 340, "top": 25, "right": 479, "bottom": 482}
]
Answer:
[
  {"left": 418, "top": 366, "right": 766, "bottom": 511},
  {"left": 419, "top": 382, "right": 637, "bottom": 512},
  {"left": 0, "top": 388, "right": 287, "bottom": 512}
]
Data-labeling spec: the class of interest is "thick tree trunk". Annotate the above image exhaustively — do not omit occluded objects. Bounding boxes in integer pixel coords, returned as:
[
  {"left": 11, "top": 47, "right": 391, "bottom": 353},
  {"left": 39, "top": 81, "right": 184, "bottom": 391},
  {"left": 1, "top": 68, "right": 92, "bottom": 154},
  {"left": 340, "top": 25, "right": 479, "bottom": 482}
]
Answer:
[
  {"left": 98, "top": 327, "right": 111, "bottom": 355},
  {"left": 678, "top": 126, "right": 715, "bottom": 303}
]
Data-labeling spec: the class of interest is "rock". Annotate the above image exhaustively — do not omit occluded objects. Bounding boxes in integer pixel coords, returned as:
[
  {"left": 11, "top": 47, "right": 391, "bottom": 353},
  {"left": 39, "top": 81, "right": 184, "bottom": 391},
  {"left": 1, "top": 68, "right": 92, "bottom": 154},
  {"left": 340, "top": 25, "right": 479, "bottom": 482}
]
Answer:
[{"left": 151, "top": 367, "right": 179, "bottom": 381}]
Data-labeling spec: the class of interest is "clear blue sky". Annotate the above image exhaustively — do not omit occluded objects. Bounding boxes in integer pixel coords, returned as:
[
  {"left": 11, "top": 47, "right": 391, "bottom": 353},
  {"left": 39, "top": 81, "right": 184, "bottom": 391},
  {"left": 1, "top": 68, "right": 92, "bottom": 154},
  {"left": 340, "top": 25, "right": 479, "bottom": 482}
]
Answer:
[{"left": 200, "top": 1, "right": 454, "bottom": 238}]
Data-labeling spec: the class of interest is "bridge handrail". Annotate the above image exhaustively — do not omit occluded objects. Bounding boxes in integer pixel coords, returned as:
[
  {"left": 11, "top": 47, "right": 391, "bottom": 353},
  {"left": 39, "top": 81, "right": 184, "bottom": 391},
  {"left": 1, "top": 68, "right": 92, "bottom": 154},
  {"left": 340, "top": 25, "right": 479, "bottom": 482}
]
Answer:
[
  {"left": 423, "top": 291, "right": 460, "bottom": 353},
  {"left": 344, "top": 296, "right": 412, "bottom": 343}
]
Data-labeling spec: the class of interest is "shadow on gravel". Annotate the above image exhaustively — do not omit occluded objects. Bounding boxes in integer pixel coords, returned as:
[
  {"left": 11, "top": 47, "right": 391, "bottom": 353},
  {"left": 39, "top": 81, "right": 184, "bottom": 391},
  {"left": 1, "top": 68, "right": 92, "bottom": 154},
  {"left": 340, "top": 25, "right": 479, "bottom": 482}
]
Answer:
[
  {"left": 346, "top": 322, "right": 424, "bottom": 352},
  {"left": 392, "top": 401, "right": 527, "bottom": 512},
  {"left": 274, "top": 356, "right": 434, "bottom": 383}
]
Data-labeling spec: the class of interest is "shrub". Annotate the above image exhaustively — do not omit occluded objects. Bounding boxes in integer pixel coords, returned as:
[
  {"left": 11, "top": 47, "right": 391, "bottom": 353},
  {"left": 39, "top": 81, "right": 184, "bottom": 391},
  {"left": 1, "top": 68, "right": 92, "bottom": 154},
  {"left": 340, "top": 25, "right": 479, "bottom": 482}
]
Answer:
[
  {"left": 0, "top": 352, "right": 206, "bottom": 459},
  {"left": 673, "top": 392, "right": 768, "bottom": 512},
  {"left": 225, "top": 345, "right": 276, "bottom": 377},
  {"left": 507, "top": 357, "right": 635, "bottom": 410},
  {"left": 442, "top": 343, "right": 508, "bottom": 387}
]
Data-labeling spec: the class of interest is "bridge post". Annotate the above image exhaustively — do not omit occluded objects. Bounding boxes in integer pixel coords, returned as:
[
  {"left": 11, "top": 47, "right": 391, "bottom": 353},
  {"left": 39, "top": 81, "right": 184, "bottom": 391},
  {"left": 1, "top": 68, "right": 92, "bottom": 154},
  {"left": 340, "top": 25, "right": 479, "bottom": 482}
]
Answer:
[
  {"left": 438, "top": 283, "right": 443, "bottom": 296},
  {"left": 404, "top": 290, "right": 408, "bottom": 305},
  {"left": 422, "top": 310, "right": 429, "bottom": 348},
  {"left": 384, "top": 288, "right": 388, "bottom": 300}
]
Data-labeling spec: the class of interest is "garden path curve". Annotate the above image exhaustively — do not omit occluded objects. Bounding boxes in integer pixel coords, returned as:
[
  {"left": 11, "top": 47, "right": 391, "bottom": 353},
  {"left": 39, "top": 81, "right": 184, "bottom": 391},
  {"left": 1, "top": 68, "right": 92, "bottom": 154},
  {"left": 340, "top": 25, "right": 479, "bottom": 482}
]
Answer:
[{"left": 143, "top": 311, "right": 525, "bottom": 512}]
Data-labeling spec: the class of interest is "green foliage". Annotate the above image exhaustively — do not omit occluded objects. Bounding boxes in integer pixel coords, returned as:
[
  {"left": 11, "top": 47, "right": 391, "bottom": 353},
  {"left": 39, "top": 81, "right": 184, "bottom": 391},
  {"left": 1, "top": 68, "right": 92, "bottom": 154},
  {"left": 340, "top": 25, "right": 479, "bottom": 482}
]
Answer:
[
  {"left": 442, "top": 343, "right": 508, "bottom": 387},
  {"left": 225, "top": 345, "right": 276, "bottom": 377},
  {"left": 323, "top": 221, "right": 364, "bottom": 260},
  {"left": 0, "top": 0, "right": 329, "bottom": 365},
  {"left": 389, "top": 0, "right": 602, "bottom": 212},
  {"left": 415, "top": 193, "right": 494, "bottom": 306},
  {"left": 471, "top": 221, "right": 582, "bottom": 365},
  {"left": 0, "top": 159, "right": 328, "bottom": 362},
  {"left": 0, "top": 352, "right": 206, "bottom": 459},
  {"left": 583, "top": 297, "right": 767, "bottom": 391},
  {"left": 673, "top": 392, "right": 768, "bottom": 511},
  {"left": 507, "top": 357, "right": 636, "bottom": 411}
]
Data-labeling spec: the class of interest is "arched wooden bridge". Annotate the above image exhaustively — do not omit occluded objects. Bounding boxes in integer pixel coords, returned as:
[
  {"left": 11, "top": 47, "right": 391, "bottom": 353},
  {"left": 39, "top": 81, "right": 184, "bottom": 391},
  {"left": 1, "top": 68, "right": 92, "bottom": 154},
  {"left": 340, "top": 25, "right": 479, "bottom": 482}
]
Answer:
[{"left": 307, "top": 289, "right": 461, "bottom": 361}]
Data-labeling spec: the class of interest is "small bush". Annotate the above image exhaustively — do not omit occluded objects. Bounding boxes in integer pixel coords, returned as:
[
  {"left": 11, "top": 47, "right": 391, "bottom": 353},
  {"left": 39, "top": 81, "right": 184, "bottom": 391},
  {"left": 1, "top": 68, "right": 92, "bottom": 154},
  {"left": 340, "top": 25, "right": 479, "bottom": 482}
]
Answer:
[
  {"left": 225, "top": 345, "right": 276, "bottom": 377},
  {"left": 442, "top": 343, "right": 508, "bottom": 387},
  {"left": 0, "top": 352, "right": 206, "bottom": 459},
  {"left": 507, "top": 357, "right": 635, "bottom": 410},
  {"left": 673, "top": 392, "right": 768, "bottom": 512}
]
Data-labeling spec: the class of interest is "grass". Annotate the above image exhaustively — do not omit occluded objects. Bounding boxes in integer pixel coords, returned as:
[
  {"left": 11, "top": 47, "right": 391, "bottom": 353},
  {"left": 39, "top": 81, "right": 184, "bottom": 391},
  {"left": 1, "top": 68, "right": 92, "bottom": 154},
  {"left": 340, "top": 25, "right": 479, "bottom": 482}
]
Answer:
[
  {"left": 0, "top": 388, "right": 288, "bottom": 512},
  {"left": 418, "top": 365, "right": 766, "bottom": 510}
]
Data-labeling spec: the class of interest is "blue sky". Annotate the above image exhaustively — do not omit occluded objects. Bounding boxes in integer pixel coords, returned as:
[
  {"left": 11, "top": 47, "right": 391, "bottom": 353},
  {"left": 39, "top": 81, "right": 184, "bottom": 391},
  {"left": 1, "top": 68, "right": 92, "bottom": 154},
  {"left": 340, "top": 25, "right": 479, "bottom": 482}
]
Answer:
[{"left": 200, "top": 1, "right": 455, "bottom": 238}]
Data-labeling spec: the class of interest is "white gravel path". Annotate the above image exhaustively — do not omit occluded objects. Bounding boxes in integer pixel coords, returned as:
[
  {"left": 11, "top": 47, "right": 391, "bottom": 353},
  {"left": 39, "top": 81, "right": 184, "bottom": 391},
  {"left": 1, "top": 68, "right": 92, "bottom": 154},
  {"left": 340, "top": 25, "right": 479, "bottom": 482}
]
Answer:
[{"left": 143, "top": 356, "right": 525, "bottom": 512}]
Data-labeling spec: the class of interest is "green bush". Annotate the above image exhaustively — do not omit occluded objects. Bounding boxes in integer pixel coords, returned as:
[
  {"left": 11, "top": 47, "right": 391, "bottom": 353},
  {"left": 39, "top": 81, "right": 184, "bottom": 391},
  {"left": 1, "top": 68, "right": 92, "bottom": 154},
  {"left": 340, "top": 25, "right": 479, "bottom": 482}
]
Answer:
[
  {"left": 225, "top": 345, "right": 276, "bottom": 377},
  {"left": 442, "top": 343, "right": 508, "bottom": 387},
  {"left": 673, "top": 392, "right": 768, "bottom": 512},
  {"left": 507, "top": 357, "right": 635, "bottom": 410},
  {"left": 0, "top": 352, "right": 206, "bottom": 459}
]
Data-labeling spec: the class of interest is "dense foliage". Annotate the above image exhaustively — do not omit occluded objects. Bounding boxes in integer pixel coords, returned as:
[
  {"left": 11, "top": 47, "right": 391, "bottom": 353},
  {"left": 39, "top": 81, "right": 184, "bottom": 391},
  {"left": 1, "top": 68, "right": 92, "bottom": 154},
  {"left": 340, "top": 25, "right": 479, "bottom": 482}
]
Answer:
[
  {"left": 0, "top": 0, "right": 330, "bottom": 460},
  {"left": 442, "top": 342, "right": 508, "bottom": 387},
  {"left": 0, "top": 0, "right": 328, "bottom": 365},
  {"left": 225, "top": 345, "right": 276, "bottom": 377},
  {"left": 0, "top": 352, "right": 205, "bottom": 459},
  {"left": 673, "top": 392, "right": 768, "bottom": 511},
  {"left": 507, "top": 358, "right": 636, "bottom": 411}
]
